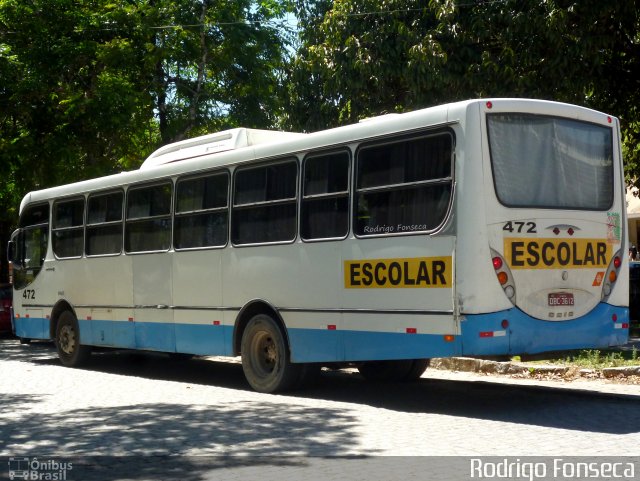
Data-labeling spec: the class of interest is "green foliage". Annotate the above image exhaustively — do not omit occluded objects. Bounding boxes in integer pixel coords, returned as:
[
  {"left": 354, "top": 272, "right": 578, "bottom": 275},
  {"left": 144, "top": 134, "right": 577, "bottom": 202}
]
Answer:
[
  {"left": 285, "top": 0, "right": 640, "bottom": 186},
  {"left": 0, "top": 0, "right": 291, "bottom": 227},
  {"left": 557, "top": 348, "right": 640, "bottom": 369}
]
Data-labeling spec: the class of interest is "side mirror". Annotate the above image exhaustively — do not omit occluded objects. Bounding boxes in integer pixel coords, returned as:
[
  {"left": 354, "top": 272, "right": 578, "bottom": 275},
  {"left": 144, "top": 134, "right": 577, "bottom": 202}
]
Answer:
[
  {"left": 6, "top": 240, "right": 15, "bottom": 265},
  {"left": 7, "top": 229, "right": 21, "bottom": 266}
]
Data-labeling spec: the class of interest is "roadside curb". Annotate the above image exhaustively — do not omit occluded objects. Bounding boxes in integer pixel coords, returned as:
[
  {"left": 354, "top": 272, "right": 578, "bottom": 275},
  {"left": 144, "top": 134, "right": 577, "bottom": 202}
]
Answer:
[{"left": 430, "top": 357, "right": 640, "bottom": 379}]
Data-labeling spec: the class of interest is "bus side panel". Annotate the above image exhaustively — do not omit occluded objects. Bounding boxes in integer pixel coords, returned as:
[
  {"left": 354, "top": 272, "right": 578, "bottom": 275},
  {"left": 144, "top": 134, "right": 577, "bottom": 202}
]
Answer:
[
  {"left": 340, "top": 235, "right": 459, "bottom": 362},
  {"left": 224, "top": 242, "right": 344, "bottom": 362},
  {"left": 173, "top": 249, "right": 226, "bottom": 355},
  {"left": 132, "top": 253, "right": 174, "bottom": 352},
  {"left": 14, "top": 310, "right": 48, "bottom": 340},
  {"left": 80, "top": 256, "right": 134, "bottom": 348}
]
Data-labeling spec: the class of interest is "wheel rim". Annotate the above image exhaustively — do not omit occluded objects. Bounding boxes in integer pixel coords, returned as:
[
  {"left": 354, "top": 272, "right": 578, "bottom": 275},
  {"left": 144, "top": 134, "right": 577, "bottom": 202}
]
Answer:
[
  {"left": 58, "top": 324, "right": 76, "bottom": 355},
  {"left": 250, "top": 330, "right": 279, "bottom": 378}
]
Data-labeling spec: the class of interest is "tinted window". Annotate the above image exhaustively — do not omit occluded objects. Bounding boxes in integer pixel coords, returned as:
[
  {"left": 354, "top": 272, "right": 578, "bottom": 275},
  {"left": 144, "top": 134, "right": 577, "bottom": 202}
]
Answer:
[
  {"left": 13, "top": 203, "right": 50, "bottom": 289},
  {"left": 355, "top": 133, "right": 453, "bottom": 236},
  {"left": 232, "top": 161, "right": 297, "bottom": 245},
  {"left": 301, "top": 151, "right": 350, "bottom": 240},
  {"left": 175, "top": 173, "right": 229, "bottom": 249},
  {"left": 126, "top": 183, "right": 172, "bottom": 252},
  {"left": 53, "top": 198, "right": 84, "bottom": 258},
  {"left": 86, "top": 191, "right": 123, "bottom": 256}
]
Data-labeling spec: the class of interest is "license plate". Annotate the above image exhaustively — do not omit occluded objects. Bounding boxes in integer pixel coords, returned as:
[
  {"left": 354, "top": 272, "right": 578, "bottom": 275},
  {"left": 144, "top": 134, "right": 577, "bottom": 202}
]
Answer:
[{"left": 548, "top": 292, "right": 574, "bottom": 306}]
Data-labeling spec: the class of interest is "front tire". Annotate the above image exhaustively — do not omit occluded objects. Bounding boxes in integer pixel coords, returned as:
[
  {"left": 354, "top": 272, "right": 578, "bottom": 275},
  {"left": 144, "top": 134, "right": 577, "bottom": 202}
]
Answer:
[
  {"left": 241, "top": 314, "right": 301, "bottom": 393},
  {"left": 56, "top": 311, "right": 91, "bottom": 367}
]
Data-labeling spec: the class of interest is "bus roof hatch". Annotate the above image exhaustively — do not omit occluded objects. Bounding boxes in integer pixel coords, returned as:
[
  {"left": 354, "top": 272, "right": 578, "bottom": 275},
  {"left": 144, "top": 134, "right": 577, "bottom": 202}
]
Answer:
[{"left": 140, "top": 128, "right": 305, "bottom": 169}]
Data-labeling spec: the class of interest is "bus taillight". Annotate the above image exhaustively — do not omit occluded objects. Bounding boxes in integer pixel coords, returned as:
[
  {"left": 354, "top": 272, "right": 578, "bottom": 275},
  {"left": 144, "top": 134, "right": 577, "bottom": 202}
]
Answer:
[
  {"left": 490, "top": 249, "right": 516, "bottom": 304},
  {"left": 601, "top": 250, "right": 623, "bottom": 300}
]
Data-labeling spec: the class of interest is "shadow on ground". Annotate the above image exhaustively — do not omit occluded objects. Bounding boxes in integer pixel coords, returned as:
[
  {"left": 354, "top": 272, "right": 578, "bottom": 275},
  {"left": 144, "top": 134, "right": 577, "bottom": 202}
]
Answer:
[{"left": 2, "top": 338, "right": 640, "bottom": 447}]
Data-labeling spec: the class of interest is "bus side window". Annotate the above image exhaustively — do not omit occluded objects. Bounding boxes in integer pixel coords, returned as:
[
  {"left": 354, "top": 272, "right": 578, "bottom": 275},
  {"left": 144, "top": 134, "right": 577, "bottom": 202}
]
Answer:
[
  {"left": 301, "top": 150, "right": 350, "bottom": 241},
  {"left": 355, "top": 132, "right": 453, "bottom": 236},
  {"left": 232, "top": 160, "right": 297, "bottom": 245},
  {"left": 52, "top": 198, "right": 85, "bottom": 258},
  {"left": 175, "top": 172, "right": 229, "bottom": 249},
  {"left": 86, "top": 191, "right": 123, "bottom": 256},
  {"left": 125, "top": 182, "right": 172, "bottom": 253}
]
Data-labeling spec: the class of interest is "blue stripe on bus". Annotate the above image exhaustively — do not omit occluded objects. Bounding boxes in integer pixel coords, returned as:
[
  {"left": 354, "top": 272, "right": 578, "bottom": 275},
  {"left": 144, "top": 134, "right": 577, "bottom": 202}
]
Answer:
[
  {"left": 288, "top": 328, "right": 461, "bottom": 362},
  {"left": 13, "top": 302, "right": 629, "bottom": 362},
  {"left": 461, "top": 303, "right": 629, "bottom": 356},
  {"left": 14, "top": 317, "right": 49, "bottom": 340}
]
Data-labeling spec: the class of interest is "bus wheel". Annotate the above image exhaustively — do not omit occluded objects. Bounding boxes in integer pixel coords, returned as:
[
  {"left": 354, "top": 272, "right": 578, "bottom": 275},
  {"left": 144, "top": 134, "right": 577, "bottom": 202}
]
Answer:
[
  {"left": 357, "top": 360, "right": 413, "bottom": 382},
  {"left": 55, "top": 311, "right": 91, "bottom": 367},
  {"left": 241, "top": 314, "right": 301, "bottom": 393},
  {"left": 401, "top": 359, "right": 430, "bottom": 382}
]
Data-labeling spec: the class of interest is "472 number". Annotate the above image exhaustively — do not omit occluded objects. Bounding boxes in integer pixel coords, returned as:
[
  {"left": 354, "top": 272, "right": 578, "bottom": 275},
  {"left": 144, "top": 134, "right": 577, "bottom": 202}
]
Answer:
[
  {"left": 22, "top": 289, "right": 35, "bottom": 300},
  {"left": 503, "top": 221, "right": 537, "bottom": 234}
]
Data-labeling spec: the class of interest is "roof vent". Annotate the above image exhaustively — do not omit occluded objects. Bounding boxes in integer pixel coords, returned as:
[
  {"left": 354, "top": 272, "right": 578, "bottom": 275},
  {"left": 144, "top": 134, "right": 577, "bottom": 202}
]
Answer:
[{"left": 140, "top": 128, "right": 305, "bottom": 169}]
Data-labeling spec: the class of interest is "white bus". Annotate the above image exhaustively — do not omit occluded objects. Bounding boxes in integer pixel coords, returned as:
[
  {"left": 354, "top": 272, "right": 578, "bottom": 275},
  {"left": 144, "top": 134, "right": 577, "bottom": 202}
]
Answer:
[{"left": 8, "top": 98, "right": 629, "bottom": 392}]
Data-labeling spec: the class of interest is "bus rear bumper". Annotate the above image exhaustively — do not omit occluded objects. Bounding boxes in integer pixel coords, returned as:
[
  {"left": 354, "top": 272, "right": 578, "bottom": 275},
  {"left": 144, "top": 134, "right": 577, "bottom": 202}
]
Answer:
[{"left": 460, "top": 303, "right": 629, "bottom": 357}]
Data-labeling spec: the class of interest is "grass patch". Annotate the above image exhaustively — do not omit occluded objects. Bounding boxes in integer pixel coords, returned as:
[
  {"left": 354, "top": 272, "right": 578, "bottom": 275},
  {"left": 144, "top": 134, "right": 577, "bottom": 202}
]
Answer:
[{"left": 515, "top": 347, "right": 639, "bottom": 369}]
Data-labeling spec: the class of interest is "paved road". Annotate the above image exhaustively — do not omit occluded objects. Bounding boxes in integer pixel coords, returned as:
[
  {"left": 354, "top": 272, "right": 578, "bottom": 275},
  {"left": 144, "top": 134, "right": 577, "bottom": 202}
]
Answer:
[{"left": 1, "top": 337, "right": 639, "bottom": 480}]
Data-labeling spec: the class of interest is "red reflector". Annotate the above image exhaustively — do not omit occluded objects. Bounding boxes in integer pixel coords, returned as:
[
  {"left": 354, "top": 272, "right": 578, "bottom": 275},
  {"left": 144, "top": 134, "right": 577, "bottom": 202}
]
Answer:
[
  {"left": 501, "top": 319, "right": 509, "bottom": 329},
  {"left": 327, "top": 324, "right": 336, "bottom": 330},
  {"left": 607, "top": 116, "right": 612, "bottom": 124},
  {"left": 87, "top": 316, "right": 92, "bottom": 321},
  {"left": 613, "top": 256, "right": 621, "bottom": 268},
  {"left": 492, "top": 257, "right": 503, "bottom": 270},
  {"left": 479, "top": 331, "right": 494, "bottom": 338},
  {"left": 553, "top": 227, "right": 560, "bottom": 235},
  {"left": 128, "top": 317, "right": 134, "bottom": 322},
  {"left": 25, "top": 314, "right": 29, "bottom": 318},
  {"left": 623, "top": 323, "right": 629, "bottom": 328},
  {"left": 567, "top": 228, "right": 574, "bottom": 236},
  {"left": 213, "top": 320, "right": 220, "bottom": 325},
  {"left": 406, "top": 328, "right": 417, "bottom": 334},
  {"left": 612, "top": 314, "right": 618, "bottom": 322},
  {"left": 486, "top": 101, "right": 493, "bottom": 109}
]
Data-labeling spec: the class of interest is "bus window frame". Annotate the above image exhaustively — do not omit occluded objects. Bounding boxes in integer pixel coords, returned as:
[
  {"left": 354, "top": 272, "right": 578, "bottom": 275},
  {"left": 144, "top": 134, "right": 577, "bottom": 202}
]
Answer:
[
  {"left": 124, "top": 180, "right": 174, "bottom": 255},
  {"left": 486, "top": 112, "right": 615, "bottom": 212},
  {"left": 353, "top": 129, "right": 455, "bottom": 239},
  {"left": 300, "top": 148, "right": 352, "bottom": 243},
  {"left": 85, "top": 188, "right": 125, "bottom": 258},
  {"left": 173, "top": 169, "right": 230, "bottom": 251},
  {"left": 52, "top": 196, "right": 86, "bottom": 260},
  {"left": 231, "top": 157, "right": 299, "bottom": 247},
  {"left": 11, "top": 201, "right": 50, "bottom": 289}
]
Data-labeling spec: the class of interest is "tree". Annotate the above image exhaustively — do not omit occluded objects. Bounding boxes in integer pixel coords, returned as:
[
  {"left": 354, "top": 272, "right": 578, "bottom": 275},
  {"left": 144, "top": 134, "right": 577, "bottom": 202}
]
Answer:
[
  {"left": 0, "top": 0, "right": 292, "bottom": 282},
  {"left": 287, "top": 0, "right": 640, "bottom": 182}
]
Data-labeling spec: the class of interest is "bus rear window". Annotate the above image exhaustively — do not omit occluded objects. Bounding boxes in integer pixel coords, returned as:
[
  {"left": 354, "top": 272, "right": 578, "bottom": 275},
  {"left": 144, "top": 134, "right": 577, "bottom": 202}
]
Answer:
[{"left": 487, "top": 114, "right": 613, "bottom": 210}]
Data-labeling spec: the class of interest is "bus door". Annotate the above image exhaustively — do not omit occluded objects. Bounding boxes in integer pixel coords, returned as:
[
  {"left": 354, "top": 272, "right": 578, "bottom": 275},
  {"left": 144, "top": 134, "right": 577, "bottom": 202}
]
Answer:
[{"left": 131, "top": 254, "right": 175, "bottom": 351}]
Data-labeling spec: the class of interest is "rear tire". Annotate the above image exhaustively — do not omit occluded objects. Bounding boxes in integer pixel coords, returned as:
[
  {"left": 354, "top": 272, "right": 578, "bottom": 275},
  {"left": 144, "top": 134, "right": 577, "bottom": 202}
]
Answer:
[
  {"left": 241, "top": 314, "right": 301, "bottom": 393},
  {"left": 357, "top": 360, "right": 413, "bottom": 382},
  {"left": 56, "top": 311, "right": 91, "bottom": 367},
  {"left": 402, "top": 359, "right": 430, "bottom": 381}
]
